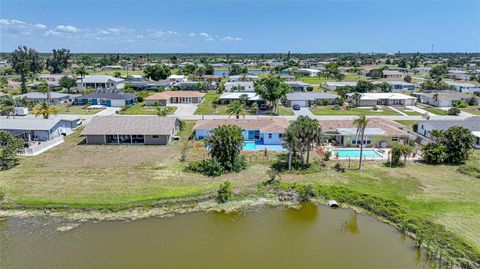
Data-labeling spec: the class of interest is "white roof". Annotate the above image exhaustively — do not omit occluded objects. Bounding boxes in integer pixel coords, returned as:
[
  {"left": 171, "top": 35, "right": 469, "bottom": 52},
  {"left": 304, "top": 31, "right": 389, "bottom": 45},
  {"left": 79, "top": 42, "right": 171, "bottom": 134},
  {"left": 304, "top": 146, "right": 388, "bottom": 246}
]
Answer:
[
  {"left": 297, "top": 68, "right": 320, "bottom": 73},
  {"left": 78, "top": 75, "right": 124, "bottom": 83},
  {"left": 168, "top": 75, "right": 186, "bottom": 79},
  {"left": 336, "top": 128, "right": 386, "bottom": 136},
  {"left": 446, "top": 81, "right": 479, "bottom": 88},
  {"left": 0, "top": 116, "right": 78, "bottom": 131},
  {"left": 325, "top": 82, "right": 357, "bottom": 86},
  {"left": 219, "top": 92, "right": 263, "bottom": 101},
  {"left": 225, "top": 81, "right": 254, "bottom": 87},
  {"left": 349, "top": 93, "right": 415, "bottom": 100}
]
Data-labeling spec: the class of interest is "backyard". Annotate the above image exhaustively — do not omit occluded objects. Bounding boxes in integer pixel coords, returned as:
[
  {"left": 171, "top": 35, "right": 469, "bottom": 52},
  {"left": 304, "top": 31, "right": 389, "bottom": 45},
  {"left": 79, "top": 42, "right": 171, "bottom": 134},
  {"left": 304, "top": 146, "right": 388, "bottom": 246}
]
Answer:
[
  {"left": 53, "top": 103, "right": 104, "bottom": 115},
  {"left": 310, "top": 105, "right": 401, "bottom": 116},
  {"left": 0, "top": 123, "right": 479, "bottom": 250},
  {"left": 298, "top": 72, "right": 359, "bottom": 84},
  {"left": 118, "top": 102, "right": 177, "bottom": 115}
]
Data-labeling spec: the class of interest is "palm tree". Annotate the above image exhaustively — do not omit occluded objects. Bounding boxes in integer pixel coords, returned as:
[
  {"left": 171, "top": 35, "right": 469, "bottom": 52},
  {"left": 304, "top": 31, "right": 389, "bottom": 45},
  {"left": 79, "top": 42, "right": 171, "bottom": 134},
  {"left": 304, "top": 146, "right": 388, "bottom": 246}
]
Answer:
[
  {"left": 226, "top": 100, "right": 246, "bottom": 119},
  {"left": 353, "top": 115, "right": 369, "bottom": 171},
  {"left": 0, "top": 95, "right": 16, "bottom": 118},
  {"left": 74, "top": 65, "right": 88, "bottom": 92},
  {"left": 282, "top": 125, "right": 300, "bottom": 170},
  {"left": 352, "top": 92, "right": 362, "bottom": 107},
  {"left": 37, "top": 80, "right": 51, "bottom": 103},
  {"left": 32, "top": 102, "right": 58, "bottom": 119}
]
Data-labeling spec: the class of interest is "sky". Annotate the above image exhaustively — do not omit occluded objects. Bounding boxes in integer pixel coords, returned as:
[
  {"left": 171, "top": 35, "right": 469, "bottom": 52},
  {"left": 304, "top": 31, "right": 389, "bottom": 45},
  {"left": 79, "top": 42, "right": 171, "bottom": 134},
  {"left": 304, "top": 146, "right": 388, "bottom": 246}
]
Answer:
[{"left": 1, "top": 0, "right": 479, "bottom": 53}]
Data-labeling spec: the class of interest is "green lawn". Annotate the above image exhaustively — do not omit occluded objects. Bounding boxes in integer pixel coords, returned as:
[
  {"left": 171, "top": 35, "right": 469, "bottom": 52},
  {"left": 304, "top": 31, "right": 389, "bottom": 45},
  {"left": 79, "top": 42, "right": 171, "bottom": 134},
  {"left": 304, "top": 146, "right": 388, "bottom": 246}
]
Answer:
[
  {"left": 118, "top": 102, "right": 176, "bottom": 115},
  {"left": 298, "top": 73, "right": 359, "bottom": 85},
  {"left": 194, "top": 92, "right": 256, "bottom": 116},
  {"left": 394, "top": 120, "right": 418, "bottom": 131},
  {"left": 53, "top": 104, "right": 104, "bottom": 115},
  {"left": 417, "top": 104, "right": 448, "bottom": 115},
  {"left": 310, "top": 105, "right": 401, "bottom": 116},
  {"left": 395, "top": 107, "right": 422, "bottom": 116},
  {"left": 461, "top": 106, "right": 480, "bottom": 115}
]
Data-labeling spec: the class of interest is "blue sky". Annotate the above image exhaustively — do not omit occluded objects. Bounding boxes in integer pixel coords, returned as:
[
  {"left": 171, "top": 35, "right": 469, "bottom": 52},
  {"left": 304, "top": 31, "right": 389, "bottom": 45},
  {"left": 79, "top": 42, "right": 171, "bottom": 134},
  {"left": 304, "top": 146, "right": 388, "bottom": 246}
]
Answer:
[{"left": 1, "top": 0, "right": 479, "bottom": 53}]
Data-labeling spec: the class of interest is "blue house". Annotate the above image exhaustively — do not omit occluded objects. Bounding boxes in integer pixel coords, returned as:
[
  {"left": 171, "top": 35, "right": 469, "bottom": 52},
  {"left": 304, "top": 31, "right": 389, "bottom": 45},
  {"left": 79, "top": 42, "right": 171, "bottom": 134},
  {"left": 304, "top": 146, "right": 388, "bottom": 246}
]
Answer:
[{"left": 74, "top": 92, "right": 136, "bottom": 107}]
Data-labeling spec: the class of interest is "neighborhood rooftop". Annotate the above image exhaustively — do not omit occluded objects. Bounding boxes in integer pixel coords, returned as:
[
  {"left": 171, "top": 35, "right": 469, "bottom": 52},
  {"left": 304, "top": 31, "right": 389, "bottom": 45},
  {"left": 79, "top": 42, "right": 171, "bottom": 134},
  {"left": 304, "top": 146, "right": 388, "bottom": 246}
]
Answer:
[
  {"left": 81, "top": 116, "right": 178, "bottom": 136},
  {"left": 193, "top": 118, "right": 289, "bottom": 133}
]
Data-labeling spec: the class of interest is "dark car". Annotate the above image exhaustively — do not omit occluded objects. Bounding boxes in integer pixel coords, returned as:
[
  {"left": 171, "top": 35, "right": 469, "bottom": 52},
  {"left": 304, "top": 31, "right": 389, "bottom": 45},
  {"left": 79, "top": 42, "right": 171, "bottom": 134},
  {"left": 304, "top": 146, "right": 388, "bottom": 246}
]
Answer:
[
  {"left": 259, "top": 104, "right": 268, "bottom": 110},
  {"left": 292, "top": 104, "right": 301, "bottom": 110}
]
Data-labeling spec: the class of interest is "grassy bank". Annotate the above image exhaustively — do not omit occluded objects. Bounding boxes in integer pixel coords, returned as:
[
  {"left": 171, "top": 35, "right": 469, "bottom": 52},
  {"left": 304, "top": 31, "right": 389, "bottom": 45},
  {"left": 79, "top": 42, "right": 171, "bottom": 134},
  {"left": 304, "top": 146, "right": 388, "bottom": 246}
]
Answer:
[{"left": 1, "top": 122, "right": 479, "bottom": 257}]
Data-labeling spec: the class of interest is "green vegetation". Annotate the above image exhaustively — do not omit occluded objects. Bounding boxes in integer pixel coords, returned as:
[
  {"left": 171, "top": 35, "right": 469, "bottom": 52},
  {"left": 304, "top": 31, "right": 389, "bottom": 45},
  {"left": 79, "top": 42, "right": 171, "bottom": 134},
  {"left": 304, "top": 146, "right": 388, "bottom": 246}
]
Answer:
[
  {"left": 118, "top": 102, "right": 176, "bottom": 115},
  {"left": 423, "top": 126, "right": 475, "bottom": 165},
  {"left": 0, "top": 131, "right": 24, "bottom": 170},
  {"left": 396, "top": 107, "right": 422, "bottom": 116},
  {"left": 194, "top": 92, "right": 256, "bottom": 115},
  {"left": 418, "top": 105, "right": 448, "bottom": 116},
  {"left": 53, "top": 103, "right": 104, "bottom": 115},
  {"left": 254, "top": 76, "right": 290, "bottom": 114},
  {"left": 462, "top": 106, "right": 480, "bottom": 115},
  {"left": 299, "top": 73, "right": 358, "bottom": 84},
  {"left": 310, "top": 105, "right": 400, "bottom": 116},
  {"left": 215, "top": 181, "right": 233, "bottom": 203},
  {"left": 394, "top": 120, "right": 417, "bottom": 131}
]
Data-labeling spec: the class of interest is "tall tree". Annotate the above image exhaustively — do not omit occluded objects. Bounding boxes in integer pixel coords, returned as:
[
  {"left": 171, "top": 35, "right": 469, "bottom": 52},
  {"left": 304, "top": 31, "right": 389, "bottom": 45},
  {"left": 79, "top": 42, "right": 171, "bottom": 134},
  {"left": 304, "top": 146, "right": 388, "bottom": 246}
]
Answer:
[
  {"left": 143, "top": 64, "right": 171, "bottom": 81},
  {"left": 254, "top": 76, "right": 290, "bottom": 114},
  {"left": 46, "top": 48, "right": 71, "bottom": 73},
  {"left": 11, "top": 46, "right": 43, "bottom": 93},
  {"left": 429, "top": 65, "right": 448, "bottom": 81},
  {"left": 204, "top": 125, "right": 244, "bottom": 171},
  {"left": 441, "top": 126, "right": 474, "bottom": 164},
  {"left": 353, "top": 115, "right": 369, "bottom": 171},
  {"left": 59, "top": 76, "right": 77, "bottom": 93},
  {"left": 0, "top": 96, "right": 16, "bottom": 118},
  {"left": 73, "top": 65, "right": 88, "bottom": 91},
  {"left": 37, "top": 81, "right": 51, "bottom": 103},
  {"left": 0, "top": 131, "right": 25, "bottom": 170}
]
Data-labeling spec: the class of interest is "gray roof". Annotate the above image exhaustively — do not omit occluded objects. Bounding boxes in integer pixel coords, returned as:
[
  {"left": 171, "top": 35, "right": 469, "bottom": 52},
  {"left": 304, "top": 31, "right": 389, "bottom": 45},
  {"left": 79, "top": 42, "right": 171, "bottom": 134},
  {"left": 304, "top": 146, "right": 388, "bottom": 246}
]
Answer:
[
  {"left": 418, "top": 116, "right": 480, "bottom": 132},
  {"left": 77, "top": 75, "right": 124, "bottom": 83},
  {"left": 76, "top": 92, "right": 136, "bottom": 100},
  {"left": 81, "top": 116, "right": 178, "bottom": 135},
  {"left": 286, "top": 81, "right": 311, "bottom": 87},
  {"left": 286, "top": 92, "right": 339, "bottom": 101},
  {"left": 0, "top": 118, "right": 64, "bottom": 131},
  {"left": 418, "top": 90, "right": 473, "bottom": 100},
  {"left": 15, "top": 92, "right": 73, "bottom": 99}
]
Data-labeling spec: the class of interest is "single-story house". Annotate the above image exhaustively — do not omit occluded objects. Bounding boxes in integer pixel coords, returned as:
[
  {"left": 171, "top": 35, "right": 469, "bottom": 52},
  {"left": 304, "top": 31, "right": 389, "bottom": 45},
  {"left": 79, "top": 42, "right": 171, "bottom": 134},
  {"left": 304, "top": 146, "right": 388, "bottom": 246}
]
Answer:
[
  {"left": 379, "top": 81, "right": 415, "bottom": 92},
  {"left": 167, "top": 75, "right": 186, "bottom": 82},
  {"left": 81, "top": 116, "right": 179, "bottom": 145},
  {"left": 446, "top": 82, "right": 480, "bottom": 93},
  {"left": 0, "top": 115, "right": 81, "bottom": 142},
  {"left": 172, "top": 81, "right": 200, "bottom": 91},
  {"left": 295, "top": 68, "right": 321, "bottom": 77},
  {"left": 277, "top": 74, "right": 296, "bottom": 81},
  {"left": 415, "top": 91, "right": 474, "bottom": 107},
  {"left": 193, "top": 118, "right": 289, "bottom": 145},
  {"left": 74, "top": 92, "right": 136, "bottom": 107},
  {"left": 411, "top": 67, "right": 431, "bottom": 75},
  {"left": 319, "top": 118, "right": 410, "bottom": 148},
  {"left": 225, "top": 81, "right": 255, "bottom": 92},
  {"left": 416, "top": 117, "right": 480, "bottom": 148},
  {"left": 14, "top": 92, "right": 77, "bottom": 104},
  {"left": 145, "top": 91, "right": 205, "bottom": 106},
  {"left": 448, "top": 70, "right": 471, "bottom": 81},
  {"left": 125, "top": 75, "right": 145, "bottom": 82},
  {"left": 286, "top": 92, "right": 339, "bottom": 107},
  {"left": 228, "top": 75, "right": 259, "bottom": 82},
  {"left": 218, "top": 92, "right": 263, "bottom": 105},
  {"left": 76, "top": 75, "right": 125, "bottom": 90},
  {"left": 198, "top": 75, "right": 222, "bottom": 82},
  {"left": 347, "top": 93, "right": 416, "bottom": 107},
  {"left": 323, "top": 81, "right": 357, "bottom": 91},
  {"left": 383, "top": 70, "right": 404, "bottom": 79},
  {"left": 285, "top": 81, "right": 313, "bottom": 91},
  {"left": 127, "top": 80, "right": 170, "bottom": 91}
]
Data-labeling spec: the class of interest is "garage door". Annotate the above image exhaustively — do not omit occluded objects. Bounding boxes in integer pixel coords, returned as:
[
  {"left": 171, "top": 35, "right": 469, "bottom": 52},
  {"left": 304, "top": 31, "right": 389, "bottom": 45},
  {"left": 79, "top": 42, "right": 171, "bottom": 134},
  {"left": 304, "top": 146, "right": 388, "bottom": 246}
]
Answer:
[{"left": 291, "top": 100, "right": 306, "bottom": 107}]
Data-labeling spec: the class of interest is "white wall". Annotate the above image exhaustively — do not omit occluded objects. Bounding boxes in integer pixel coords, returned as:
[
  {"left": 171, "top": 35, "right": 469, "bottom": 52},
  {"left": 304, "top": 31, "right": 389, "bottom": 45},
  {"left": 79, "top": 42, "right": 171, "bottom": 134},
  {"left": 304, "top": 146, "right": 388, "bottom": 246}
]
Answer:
[{"left": 110, "top": 99, "right": 126, "bottom": 107}]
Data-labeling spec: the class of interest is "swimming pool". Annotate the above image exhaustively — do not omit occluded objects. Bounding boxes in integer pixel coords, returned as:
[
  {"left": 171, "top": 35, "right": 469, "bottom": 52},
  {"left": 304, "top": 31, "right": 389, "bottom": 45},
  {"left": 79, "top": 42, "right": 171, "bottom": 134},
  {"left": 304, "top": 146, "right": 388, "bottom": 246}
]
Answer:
[
  {"left": 332, "top": 149, "right": 383, "bottom": 159},
  {"left": 242, "top": 141, "right": 286, "bottom": 151}
]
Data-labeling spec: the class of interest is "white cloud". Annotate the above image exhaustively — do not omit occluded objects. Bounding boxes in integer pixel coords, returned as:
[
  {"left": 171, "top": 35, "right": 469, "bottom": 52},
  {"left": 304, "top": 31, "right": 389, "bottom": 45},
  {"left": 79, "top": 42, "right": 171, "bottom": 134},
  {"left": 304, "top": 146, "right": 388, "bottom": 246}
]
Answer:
[
  {"left": 147, "top": 29, "right": 180, "bottom": 39},
  {"left": 0, "top": 19, "right": 47, "bottom": 33},
  {"left": 188, "top": 32, "right": 196, "bottom": 37},
  {"left": 221, "top": 36, "right": 242, "bottom": 42},
  {"left": 55, "top": 25, "right": 78, "bottom": 32}
]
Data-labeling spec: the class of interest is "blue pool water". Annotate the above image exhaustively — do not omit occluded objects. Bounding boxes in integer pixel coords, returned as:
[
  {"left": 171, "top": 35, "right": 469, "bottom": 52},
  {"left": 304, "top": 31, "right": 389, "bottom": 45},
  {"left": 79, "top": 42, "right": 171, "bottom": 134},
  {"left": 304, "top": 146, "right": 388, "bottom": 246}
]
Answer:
[
  {"left": 332, "top": 149, "right": 382, "bottom": 159},
  {"left": 242, "top": 141, "right": 286, "bottom": 151}
]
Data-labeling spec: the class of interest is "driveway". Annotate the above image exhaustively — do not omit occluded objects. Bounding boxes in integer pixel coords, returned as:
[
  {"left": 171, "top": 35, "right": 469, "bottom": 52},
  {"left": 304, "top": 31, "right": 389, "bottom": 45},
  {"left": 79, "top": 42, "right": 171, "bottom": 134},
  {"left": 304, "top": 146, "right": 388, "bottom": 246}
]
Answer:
[
  {"left": 292, "top": 107, "right": 314, "bottom": 117},
  {"left": 170, "top": 104, "right": 197, "bottom": 117}
]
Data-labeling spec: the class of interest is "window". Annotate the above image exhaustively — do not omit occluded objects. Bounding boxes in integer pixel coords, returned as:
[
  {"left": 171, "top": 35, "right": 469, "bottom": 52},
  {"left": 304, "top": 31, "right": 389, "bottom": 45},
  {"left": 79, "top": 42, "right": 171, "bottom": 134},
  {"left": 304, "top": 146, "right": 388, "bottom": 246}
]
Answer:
[
  {"left": 152, "top": 135, "right": 159, "bottom": 138},
  {"left": 392, "top": 137, "right": 399, "bottom": 142},
  {"left": 268, "top": 133, "right": 273, "bottom": 139}
]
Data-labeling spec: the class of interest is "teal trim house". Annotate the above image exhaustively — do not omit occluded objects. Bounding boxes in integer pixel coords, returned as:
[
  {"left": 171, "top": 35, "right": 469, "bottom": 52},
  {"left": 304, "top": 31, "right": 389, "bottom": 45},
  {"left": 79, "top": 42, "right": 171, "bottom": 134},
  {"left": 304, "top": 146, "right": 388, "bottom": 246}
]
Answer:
[{"left": 74, "top": 92, "right": 136, "bottom": 107}]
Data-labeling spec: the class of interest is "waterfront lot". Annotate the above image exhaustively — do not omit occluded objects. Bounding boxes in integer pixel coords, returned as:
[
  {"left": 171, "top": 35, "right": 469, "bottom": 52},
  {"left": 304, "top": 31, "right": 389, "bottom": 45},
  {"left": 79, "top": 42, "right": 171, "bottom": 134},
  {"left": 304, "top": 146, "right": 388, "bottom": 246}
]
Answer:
[{"left": 0, "top": 122, "right": 479, "bottom": 249}]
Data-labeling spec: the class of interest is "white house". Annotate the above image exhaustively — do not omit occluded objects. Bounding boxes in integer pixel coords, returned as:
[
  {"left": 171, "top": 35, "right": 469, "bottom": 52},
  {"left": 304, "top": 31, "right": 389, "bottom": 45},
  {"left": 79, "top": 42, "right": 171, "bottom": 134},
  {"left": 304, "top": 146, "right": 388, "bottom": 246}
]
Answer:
[
  {"left": 224, "top": 81, "right": 254, "bottom": 92},
  {"left": 416, "top": 91, "right": 475, "bottom": 107},
  {"left": 193, "top": 118, "right": 289, "bottom": 145},
  {"left": 446, "top": 81, "right": 480, "bottom": 93},
  {"left": 167, "top": 75, "right": 186, "bottom": 82},
  {"left": 218, "top": 92, "right": 263, "bottom": 104},
  {"left": 383, "top": 81, "right": 415, "bottom": 92},
  {"left": 383, "top": 70, "right": 404, "bottom": 79},
  {"left": 228, "top": 75, "right": 259, "bottom": 82},
  {"left": 347, "top": 93, "right": 416, "bottom": 107},
  {"left": 416, "top": 117, "right": 480, "bottom": 148},
  {"left": 296, "top": 68, "right": 321, "bottom": 77},
  {"left": 448, "top": 70, "right": 471, "bottom": 81},
  {"left": 323, "top": 81, "right": 357, "bottom": 91},
  {"left": 76, "top": 75, "right": 125, "bottom": 90}
]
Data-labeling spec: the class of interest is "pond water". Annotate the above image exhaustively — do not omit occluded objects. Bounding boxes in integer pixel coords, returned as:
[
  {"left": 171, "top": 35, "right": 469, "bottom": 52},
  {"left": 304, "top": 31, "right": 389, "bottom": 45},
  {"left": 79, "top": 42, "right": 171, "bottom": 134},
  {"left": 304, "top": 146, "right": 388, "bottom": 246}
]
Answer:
[{"left": 0, "top": 205, "right": 435, "bottom": 269}]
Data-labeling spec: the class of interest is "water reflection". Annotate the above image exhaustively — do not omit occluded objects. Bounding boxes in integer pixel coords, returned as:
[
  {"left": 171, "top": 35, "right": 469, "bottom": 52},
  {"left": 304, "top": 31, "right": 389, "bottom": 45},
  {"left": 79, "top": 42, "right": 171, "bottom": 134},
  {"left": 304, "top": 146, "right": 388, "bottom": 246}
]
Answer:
[{"left": 341, "top": 212, "right": 360, "bottom": 235}]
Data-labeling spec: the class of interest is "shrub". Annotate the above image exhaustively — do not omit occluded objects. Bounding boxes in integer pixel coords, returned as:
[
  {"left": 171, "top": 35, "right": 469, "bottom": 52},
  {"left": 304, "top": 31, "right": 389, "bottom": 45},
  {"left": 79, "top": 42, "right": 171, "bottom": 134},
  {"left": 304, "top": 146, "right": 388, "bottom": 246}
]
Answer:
[
  {"left": 468, "top": 97, "right": 478, "bottom": 106},
  {"left": 186, "top": 158, "right": 225, "bottom": 177},
  {"left": 447, "top": 107, "right": 461, "bottom": 116},
  {"left": 216, "top": 181, "right": 233, "bottom": 204},
  {"left": 296, "top": 184, "right": 316, "bottom": 202},
  {"left": 333, "top": 162, "right": 345, "bottom": 172},
  {"left": 332, "top": 105, "right": 340, "bottom": 110},
  {"left": 323, "top": 150, "right": 332, "bottom": 161},
  {"left": 412, "top": 123, "right": 418, "bottom": 132}
]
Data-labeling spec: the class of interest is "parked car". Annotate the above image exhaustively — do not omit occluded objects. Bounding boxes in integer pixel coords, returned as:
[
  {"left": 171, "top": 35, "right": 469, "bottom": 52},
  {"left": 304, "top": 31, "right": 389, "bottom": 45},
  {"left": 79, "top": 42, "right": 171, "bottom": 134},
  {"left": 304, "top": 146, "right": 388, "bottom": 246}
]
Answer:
[
  {"left": 259, "top": 104, "right": 268, "bottom": 110},
  {"left": 292, "top": 104, "right": 301, "bottom": 110}
]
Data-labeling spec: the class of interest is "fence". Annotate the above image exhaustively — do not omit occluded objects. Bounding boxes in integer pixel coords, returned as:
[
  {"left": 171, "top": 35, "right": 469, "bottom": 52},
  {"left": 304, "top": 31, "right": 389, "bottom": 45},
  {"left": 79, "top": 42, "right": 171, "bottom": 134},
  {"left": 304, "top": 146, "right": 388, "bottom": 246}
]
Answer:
[{"left": 23, "top": 136, "right": 65, "bottom": 156}]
